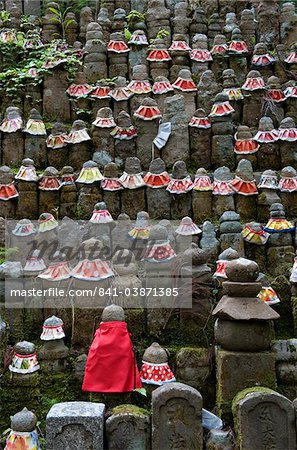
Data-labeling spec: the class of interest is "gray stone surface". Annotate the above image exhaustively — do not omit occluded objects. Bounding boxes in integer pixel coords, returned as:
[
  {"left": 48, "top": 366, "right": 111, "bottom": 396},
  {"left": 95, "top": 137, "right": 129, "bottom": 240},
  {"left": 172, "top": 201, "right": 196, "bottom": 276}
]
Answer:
[
  {"left": 233, "top": 389, "right": 296, "bottom": 450},
  {"left": 46, "top": 402, "right": 105, "bottom": 450},
  {"left": 106, "top": 407, "right": 150, "bottom": 450},
  {"left": 152, "top": 382, "right": 203, "bottom": 450}
]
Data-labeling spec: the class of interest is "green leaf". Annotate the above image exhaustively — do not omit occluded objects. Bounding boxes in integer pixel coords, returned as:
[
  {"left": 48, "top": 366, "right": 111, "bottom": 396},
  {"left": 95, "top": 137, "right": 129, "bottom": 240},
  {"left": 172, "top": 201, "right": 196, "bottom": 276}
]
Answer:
[
  {"left": 49, "top": 7, "right": 60, "bottom": 14},
  {"left": 133, "top": 387, "right": 147, "bottom": 396},
  {"left": 65, "top": 18, "right": 75, "bottom": 28}
]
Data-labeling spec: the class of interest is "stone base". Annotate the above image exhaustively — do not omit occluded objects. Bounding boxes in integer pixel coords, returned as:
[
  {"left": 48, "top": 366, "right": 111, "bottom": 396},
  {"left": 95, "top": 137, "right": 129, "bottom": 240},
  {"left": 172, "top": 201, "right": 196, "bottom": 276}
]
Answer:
[{"left": 216, "top": 349, "right": 276, "bottom": 422}]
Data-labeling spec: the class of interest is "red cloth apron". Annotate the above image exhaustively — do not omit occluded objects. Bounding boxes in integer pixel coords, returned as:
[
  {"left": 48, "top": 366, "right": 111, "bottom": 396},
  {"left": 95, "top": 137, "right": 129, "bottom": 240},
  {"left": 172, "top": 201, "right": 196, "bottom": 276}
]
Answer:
[{"left": 82, "top": 321, "right": 142, "bottom": 393}]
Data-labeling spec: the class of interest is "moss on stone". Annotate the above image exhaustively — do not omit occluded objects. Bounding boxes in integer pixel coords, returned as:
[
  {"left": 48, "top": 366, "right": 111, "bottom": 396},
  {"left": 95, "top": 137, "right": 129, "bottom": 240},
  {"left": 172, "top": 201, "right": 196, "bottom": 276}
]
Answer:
[
  {"left": 176, "top": 347, "right": 210, "bottom": 363},
  {"left": 111, "top": 404, "right": 150, "bottom": 417},
  {"left": 271, "top": 275, "right": 294, "bottom": 339}
]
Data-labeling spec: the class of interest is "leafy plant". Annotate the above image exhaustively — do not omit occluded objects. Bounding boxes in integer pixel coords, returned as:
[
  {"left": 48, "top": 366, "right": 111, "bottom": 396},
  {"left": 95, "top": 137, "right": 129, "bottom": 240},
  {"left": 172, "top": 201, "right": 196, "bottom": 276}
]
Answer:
[
  {"left": 49, "top": 5, "right": 75, "bottom": 41},
  {"left": 126, "top": 10, "right": 145, "bottom": 30},
  {"left": 0, "top": 10, "right": 11, "bottom": 26},
  {"left": 156, "top": 29, "right": 170, "bottom": 39}
]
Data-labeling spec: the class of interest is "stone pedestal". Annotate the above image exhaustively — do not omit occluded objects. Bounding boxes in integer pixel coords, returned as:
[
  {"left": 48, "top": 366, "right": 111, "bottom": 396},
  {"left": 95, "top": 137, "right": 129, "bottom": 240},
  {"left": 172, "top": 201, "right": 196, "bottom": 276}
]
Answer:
[
  {"left": 106, "top": 405, "right": 150, "bottom": 450},
  {"left": 121, "top": 188, "right": 145, "bottom": 220},
  {"left": 43, "top": 70, "right": 71, "bottom": 122},
  {"left": 46, "top": 402, "right": 105, "bottom": 450},
  {"left": 233, "top": 388, "right": 296, "bottom": 450},
  {"left": 16, "top": 181, "right": 38, "bottom": 219},
  {"left": 152, "top": 383, "right": 203, "bottom": 450},
  {"left": 192, "top": 191, "right": 212, "bottom": 222},
  {"left": 216, "top": 350, "right": 277, "bottom": 421}
]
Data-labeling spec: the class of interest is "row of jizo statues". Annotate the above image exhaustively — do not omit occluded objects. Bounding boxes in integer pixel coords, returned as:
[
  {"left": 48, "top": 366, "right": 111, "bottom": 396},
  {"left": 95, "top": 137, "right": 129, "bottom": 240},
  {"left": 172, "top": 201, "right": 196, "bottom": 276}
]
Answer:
[{"left": 1, "top": 156, "right": 297, "bottom": 222}]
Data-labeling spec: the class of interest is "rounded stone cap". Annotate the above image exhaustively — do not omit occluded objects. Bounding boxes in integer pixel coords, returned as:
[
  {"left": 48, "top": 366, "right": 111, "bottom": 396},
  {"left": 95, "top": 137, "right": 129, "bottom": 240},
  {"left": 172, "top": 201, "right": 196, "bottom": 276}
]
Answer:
[
  {"left": 29, "top": 108, "right": 42, "bottom": 120},
  {"left": 117, "top": 212, "right": 130, "bottom": 225},
  {"left": 241, "top": 9, "right": 254, "bottom": 19},
  {"left": 196, "top": 167, "right": 208, "bottom": 176},
  {"left": 96, "top": 107, "right": 114, "bottom": 119},
  {"left": 214, "top": 92, "right": 229, "bottom": 103},
  {"left": 117, "top": 110, "right": 132, "bottom": 127},
  {"left": 198, "top": 70, "right": 216, "bottom": 86},
  {"left": 6, "top": 106, "right": 22, "bottom": 119},
  {"left": 71, "top": 119, "right": 87, "bottom": 130},
  {"left": 110, "top": 31, "right": 124, "bottom": 41},
  {"left": 0, "top": 165, "right": 12, "bottom": 174},
  {"left": 281, "top": 166, "right": 297, "bottom": 178},
  {"left": 192, "top": 33, "right": 208, "bottom": 48},
  {"left": 113, "top": 7, "right": 126, "bottom": 19},
  {"left": 235, "top": 159, "right": 254, "bottom": 181},
  {"left": 267, "top": 76, "right": 281, "bottom": 89},
  {"left": 236, "top": 125, "right": 253, "bottom": 140},
  {"left": 61, "top": 166, "right": 74, "bottom": 175},
  {"left": 18, "top": 218, "right": 33, "bottom": 226},
  {"left": 83, "top": 160, "right": 98, "bottom": 169},
  {"left": 43, "top": 166, "right": 59, "bottom": 177},
  {"left": 279, "top": 117, "right": 296, "bottom": 129},
  {"left": 220, "top": 210, "right": 240, "bottom": 222},
  {"left": 104, "top": 162, "right": 118, "bottom": 178},
  {"left": 155, "top": 75, "right": 170, "bottom": 83},
  {"left": 102, "top": 304, "right": 125, "bottom": 322},
  {"left": 115, "top": 76, "right": 128, "bottom": 87},
  {"left": 245, "top": 222, "right": 263, "bottom": 233},
  {"left": 172, "top": 160, "right": 188, "bottom": 179},
  {"left": 254, "top": 42, "right": 268, "bottom": 54},
  {"left": 143, "top": 342, "right": 168, "bottom": 363},
  {"left": 218, "top": 247, "right": 240, "bottom": 261},
  {"left": 247, "top": 70, "right": 262, "bottom": 78},
  {"left": 149, "top": 224, "right": 168, "bottom": 241},
  {"left": 259, "top": 116, "right": 274, "bottom": 131},
  {"left": 213, "top": 34, "right": 227, "bottom": 45},
  {"left": 214, "top": 166, "right": 232, "bottom": 181},
  {"left": 135, "top": 210, "right": 150, "bottom": 224},
  {"left": 225, "top": 257, "right": 259, "bottom": 282},
  {"left": 223, "top": 68, "right": 236, "bottom": 78},
  {"left": 112, "top": 249, "right": 135, "bottom": 265},
  {"left": 177, "top": 68, "right": 193, "bottom": 80},
  {"left": 193, "top": 109, "right": 207, "bottom": 119},
  {"left": 261, "top": 169, "right": 277, "bottom": 178},
  {"left": 270, "top": 202, "right": 284, "bottom": 212},
  {"left": 21, "top": 158, "right": 35, "bottom": 167},
  {"left": 231, "top": 27, "right": 243, "bottom": 39},
  {"left": 43, "top": 315, "right": 63, "bottom": 327},
  {"left": 11, "top": 408, "right": 37, "bottom": 432},
  {"left": 51, "top": 122, "right": 67, "bottom": 134},
  {"left": 14, "top": 341, "right": 36, "bottom": 355},
  {"left": 82, "top": 237, "right": 103, "bottom": 256},
  {"left": 149, "top": 158, "right": 166, "bottom": 174},
  {"left": 94, "top": 201, "right": 107, "bottom": 211},
  {"left": 125, "top": 157, "right": 142, "bottom": 174},
  {"left": 140, "top": 97, "right": 158, "bottom": 107}
]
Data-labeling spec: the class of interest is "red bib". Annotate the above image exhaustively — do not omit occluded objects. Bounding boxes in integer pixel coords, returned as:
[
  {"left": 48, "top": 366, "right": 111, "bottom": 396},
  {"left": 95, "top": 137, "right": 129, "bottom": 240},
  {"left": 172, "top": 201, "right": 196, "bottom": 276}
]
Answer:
[{"left": 82, "top": 321, "right": 142, "bottom": 393}]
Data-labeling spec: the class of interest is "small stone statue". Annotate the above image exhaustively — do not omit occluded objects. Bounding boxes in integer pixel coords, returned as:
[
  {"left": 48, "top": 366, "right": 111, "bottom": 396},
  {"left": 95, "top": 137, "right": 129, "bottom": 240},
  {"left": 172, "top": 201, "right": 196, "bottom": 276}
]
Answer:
[
  {"left": 140, "top": 342, "right": 175, "bottom": 385},
  {"left": 82, "top": 304, "right": 142, "bottom": 392},
  {"left": 5, "top": 408, "right": 40, "bottom": 449}
]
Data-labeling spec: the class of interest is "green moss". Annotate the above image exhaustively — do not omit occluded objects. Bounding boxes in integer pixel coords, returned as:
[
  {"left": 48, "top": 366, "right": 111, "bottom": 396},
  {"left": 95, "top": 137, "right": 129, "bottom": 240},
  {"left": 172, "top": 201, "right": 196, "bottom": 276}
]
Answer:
[
  {"left": 232, "top": 386, "right": 276, "bottom": 413},
  {"left": 232, "top": 386, "right": 277, "bottom": 441},
  {"left": 271, "top": 276, "right": 294, "bottom": 339},
  {"left": 176, "top": 347, "right": 209, "bottom": 361},
  {"left": 112, "top": 404, "right": 150, "bottom": 417}
]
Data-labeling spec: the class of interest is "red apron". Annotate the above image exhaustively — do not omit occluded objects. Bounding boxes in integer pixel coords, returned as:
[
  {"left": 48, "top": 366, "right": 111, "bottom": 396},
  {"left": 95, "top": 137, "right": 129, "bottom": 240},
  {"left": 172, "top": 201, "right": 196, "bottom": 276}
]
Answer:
[{"left": 82, "top": 321, "right": 142, "bottom": 393}]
